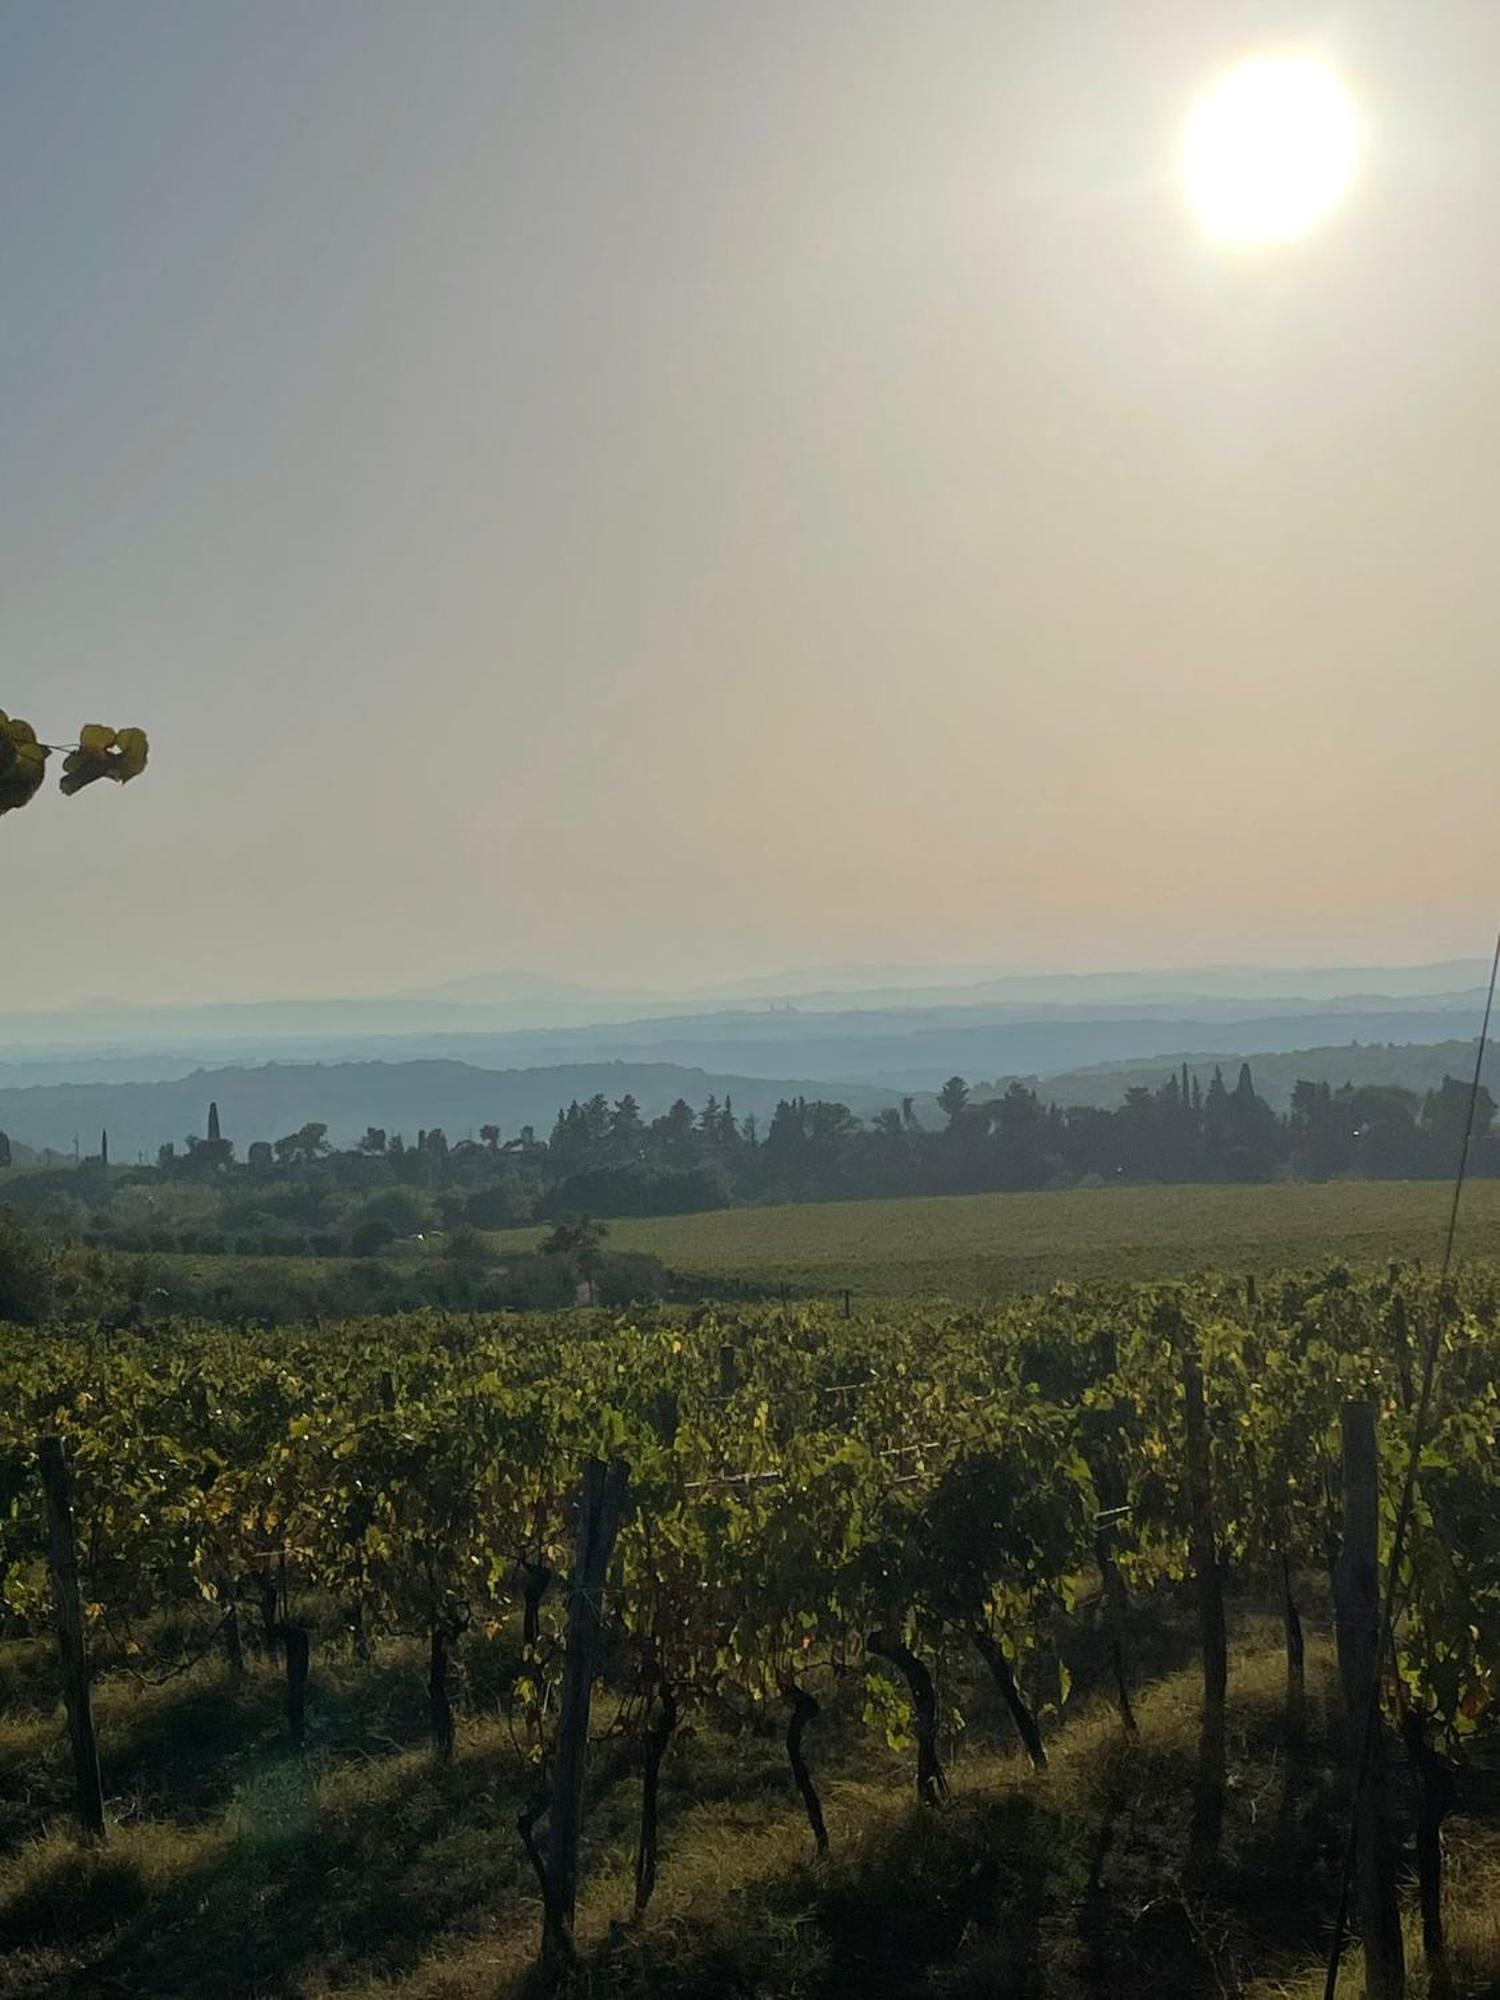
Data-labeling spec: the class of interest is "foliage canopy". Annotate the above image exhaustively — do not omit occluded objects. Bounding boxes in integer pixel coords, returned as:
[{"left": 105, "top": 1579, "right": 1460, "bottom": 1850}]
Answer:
[{"left": 0, "top": 713, "right": 149, "bottom": 816}]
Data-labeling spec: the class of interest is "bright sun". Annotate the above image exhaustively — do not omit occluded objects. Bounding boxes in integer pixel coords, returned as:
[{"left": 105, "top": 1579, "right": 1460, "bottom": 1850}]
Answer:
[{"left": 1182, "top": 55, "right": 1357, "bottom": 244}]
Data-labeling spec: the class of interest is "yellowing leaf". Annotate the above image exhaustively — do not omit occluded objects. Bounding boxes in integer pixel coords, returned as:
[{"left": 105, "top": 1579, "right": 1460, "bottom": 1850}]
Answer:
[
  {"left": 112, "top": 728, "right": 149, "bottom": 782},
  {"left": 0, "top": 717, "right": 49, "bottom": 814},
  {"left": 60, "top": 746, "right": 111, "bottom": 795}
]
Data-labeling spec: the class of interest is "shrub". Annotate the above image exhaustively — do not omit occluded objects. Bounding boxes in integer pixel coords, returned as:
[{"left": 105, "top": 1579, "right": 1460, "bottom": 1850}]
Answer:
[
  {"left": 444, "top": 1224, "right": 490, "bottom": 1268},
  {"left": 357, "top": 1189, "right": 433, "bottom": 1235},
  {"left": 592, "top": 1250, "right": 671, "bottom": 1306},
  {"left": 464, "top": 1180, "right": 533, "bottom": 1229},
  {"left": 0, "top": 1216, "right": 55, "bottom": 1324},
  {"left": 489, "top": 1253, "right": 575, "bottom": 1310},
  {"left": 349, "top": 1217, "right": 397, "bottom": 1258}
]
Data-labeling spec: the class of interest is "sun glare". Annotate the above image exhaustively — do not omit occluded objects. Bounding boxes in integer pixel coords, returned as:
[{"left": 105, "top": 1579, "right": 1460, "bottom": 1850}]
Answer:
[{"left": 1182, "top": 56, "right": 1357, "bottom": 245}]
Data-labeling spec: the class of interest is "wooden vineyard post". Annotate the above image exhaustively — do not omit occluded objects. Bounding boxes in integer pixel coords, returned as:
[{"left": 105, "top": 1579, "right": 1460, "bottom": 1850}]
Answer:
[
  {"left": 283, "top": 1622, "right": 310, "bottom": 1749},
  {"left": 1083, "top": 1336, "right": 1138, "bottom": 1739},
  {"left": 1093, "top": 1506, "right": 1139, "bottom": 1739},
  {"left": 1281, "top": 1550, "right": 1306, "bottom": 1738},
  {"left": 1181, "top": 1334, "right": 1227, "bottom": 1872},
  {"left": 36, "top": 1435, "right": 106, "bottom": 1842},
  {"left": 429, "top": 1617, "right": 457, "bottom": 1764},
  {"left": 1400, "top": 1708, "right": 1455, "bottom": 1995},
  {"left": 221, "top": 1579, "right": 245, "bottom": 1678},
  {"left": 539, "top": 1455, "right": 629, "bottom": 1973},
  {"left": 1334, "top": 1400, "right": 1404, "bottom": 2000},
  {"left": 256, "top": 1568, "right": 280, "bottom": 1661}
]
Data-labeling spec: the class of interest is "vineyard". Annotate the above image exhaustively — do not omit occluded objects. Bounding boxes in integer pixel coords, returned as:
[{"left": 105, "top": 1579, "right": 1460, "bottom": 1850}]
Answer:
[
  {"left": 3, "top": 1267, "right": 1500, "bottom": 1997},
  {"left": 481, "top": 1176, "right": 1500, "bottom": 1296}
]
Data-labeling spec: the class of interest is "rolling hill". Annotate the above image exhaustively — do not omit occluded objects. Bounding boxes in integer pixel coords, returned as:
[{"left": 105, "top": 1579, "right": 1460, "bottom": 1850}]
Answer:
[{"left": 996, "top": 1037, "right": 1500, "bottom": 1113}]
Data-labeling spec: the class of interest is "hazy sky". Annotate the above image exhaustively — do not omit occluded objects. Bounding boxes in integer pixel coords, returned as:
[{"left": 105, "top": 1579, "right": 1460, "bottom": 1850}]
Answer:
[{"left": 6, "top": 0, "right": 1500, "bottom": 1009}]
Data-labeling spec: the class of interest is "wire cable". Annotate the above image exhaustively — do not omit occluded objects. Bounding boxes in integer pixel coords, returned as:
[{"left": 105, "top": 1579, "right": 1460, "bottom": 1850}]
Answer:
[{"left": 1322, "top": 924, "right": 1500, "bottom": 1998}]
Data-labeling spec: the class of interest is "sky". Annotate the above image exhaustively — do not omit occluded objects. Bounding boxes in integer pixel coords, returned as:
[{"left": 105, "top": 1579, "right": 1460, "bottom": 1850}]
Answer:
[{"left": 5, "top": 0, "right": 1500, "bottom": 1010}]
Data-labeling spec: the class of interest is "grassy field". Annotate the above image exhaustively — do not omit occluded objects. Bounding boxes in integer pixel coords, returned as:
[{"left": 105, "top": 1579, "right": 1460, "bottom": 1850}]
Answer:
[
  {"left": 4, "top": 1617, "right": 1498, "bottom": 1999},
  {"left": 487, "top": 1178, "right": 1500, "bottom": 1296}
]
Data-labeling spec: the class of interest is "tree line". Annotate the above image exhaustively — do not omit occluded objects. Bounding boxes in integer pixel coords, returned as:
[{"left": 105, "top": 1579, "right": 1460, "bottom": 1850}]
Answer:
[{"left": 2, "top": 1065, "right": 1495, "bottom": 1265}]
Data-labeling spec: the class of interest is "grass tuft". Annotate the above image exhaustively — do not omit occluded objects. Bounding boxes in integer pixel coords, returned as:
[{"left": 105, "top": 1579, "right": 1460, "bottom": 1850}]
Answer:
[{"left": 3, "top": 1620, "right": 1500, "bottom": 1999}]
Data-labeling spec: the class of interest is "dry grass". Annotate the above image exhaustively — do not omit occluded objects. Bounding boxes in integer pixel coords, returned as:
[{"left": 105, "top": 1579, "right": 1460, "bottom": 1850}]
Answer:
[
  {"left": 2, "top": 1619, "right": 1499, "bottom": 1999},
  {"left": 1251, "top": 1823, "right": 1500, "bottom": 2000}
]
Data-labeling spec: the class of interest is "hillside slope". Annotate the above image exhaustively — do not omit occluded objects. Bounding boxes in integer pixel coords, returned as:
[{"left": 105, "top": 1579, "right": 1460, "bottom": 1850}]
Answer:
[{"left": 1011, "top": 1036, "right": 1498, "bottom": 1111}]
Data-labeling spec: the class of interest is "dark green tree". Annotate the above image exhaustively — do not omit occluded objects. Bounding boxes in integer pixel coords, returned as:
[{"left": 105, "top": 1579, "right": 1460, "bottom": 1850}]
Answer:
[
  {"left": 274, "top": 1123, "right": 330, "bottom": 1166},
  {"left": 1423, "top": 1074, "right": 1496, "bottom": 1150},
  {"left": 937, "top": 1076, "right": 971, "bottom": 1128}
]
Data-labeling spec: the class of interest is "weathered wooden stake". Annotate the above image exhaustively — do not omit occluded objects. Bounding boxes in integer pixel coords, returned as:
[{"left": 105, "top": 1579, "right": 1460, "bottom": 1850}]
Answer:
[
  {"left": 1084, "top": 1411, "right": 1139, "bottom": 1739},
  {"left": 256, "top": 1570, "right": 280, "bottom": 1661},
  {"left": 540, "top": 1455, "right": 629, "bottom": 1971},
  {"left": 283, "top": 1622, "right": 310, "bottom": 1749},
  {"left": 429, "top": 1619, "right": 456, "bottom": 1764},
  {"left": 1334, "top": 1400, "right": 1404, "bottom": 2000},
  {"left": 1280, "top": 1550, "right": 1305, "bottom": 1738},
  {"left": 1094, "top": 1510, "right": 1139, "bottom": 1739},
  {"left": 718, "top": 1343, "right": 740, "bottom": 1398},
  {"left": 222, "top": 1580, "right": 245, "bottom": 1678},
  {"left": 1181, "top": 1336, "right": 1226, "bottom": 1870},
  {"left": 1388, "top": 1293, "right": 1414, "bottom": 1412},
  {"left": 1400, "top": 1708, "right": 1454, "bottom": 1997},
  {"left": 36, "top": 1435, "right": 105, "bottom": 1842}
]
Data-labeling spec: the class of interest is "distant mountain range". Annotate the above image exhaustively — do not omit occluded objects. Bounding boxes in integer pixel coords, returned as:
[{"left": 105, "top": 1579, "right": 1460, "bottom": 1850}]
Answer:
[
  {"left": 394, "top": 1004, "right": 1491, "bottom": 1094},
  {"left": 2, "top": 959, "right": 1489, "bottom": 1058},
  {"left": 2, "top": 959, "right": 1494, "bottom": 1158},
  {"left": 1, "top": 1006, "right": 1489, "bottom": 1101}
]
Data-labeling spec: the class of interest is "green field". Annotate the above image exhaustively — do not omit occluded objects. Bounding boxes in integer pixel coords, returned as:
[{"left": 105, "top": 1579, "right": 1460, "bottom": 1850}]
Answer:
[{"left": 488, "top": 1177, "right": 1500, "bottom": 1295}]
